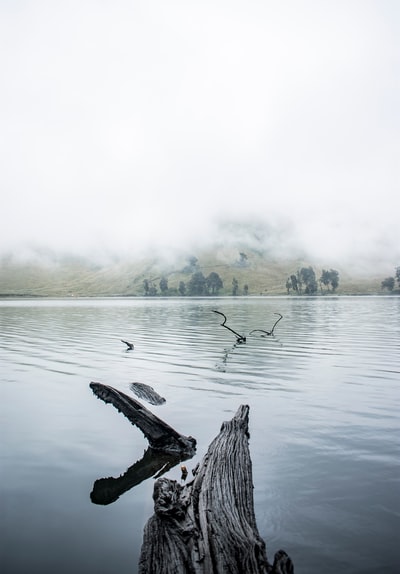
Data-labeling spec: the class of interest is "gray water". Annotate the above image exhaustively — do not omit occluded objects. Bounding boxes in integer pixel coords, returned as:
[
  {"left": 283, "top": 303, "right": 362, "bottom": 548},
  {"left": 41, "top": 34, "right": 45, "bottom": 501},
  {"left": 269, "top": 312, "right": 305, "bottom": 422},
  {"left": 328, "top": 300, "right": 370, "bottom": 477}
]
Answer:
[{"left": 1, "top": 296, "right": 399, "bottom": 573}]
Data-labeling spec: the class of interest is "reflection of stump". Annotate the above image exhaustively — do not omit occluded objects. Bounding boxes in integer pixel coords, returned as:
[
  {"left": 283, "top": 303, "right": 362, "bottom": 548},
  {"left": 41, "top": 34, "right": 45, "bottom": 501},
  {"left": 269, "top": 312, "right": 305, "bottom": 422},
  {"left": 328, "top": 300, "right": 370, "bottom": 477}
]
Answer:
[{"left": 139, "top": 406, "right": 293, "bottom": 574}]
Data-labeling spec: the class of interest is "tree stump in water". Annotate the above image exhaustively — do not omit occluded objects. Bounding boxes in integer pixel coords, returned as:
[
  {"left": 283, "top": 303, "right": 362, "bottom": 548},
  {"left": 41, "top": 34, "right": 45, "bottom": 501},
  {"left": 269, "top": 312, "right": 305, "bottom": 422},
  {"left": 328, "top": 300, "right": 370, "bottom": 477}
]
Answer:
[{"left": 139, "top": 405, "right": 293, "bottom": 574}]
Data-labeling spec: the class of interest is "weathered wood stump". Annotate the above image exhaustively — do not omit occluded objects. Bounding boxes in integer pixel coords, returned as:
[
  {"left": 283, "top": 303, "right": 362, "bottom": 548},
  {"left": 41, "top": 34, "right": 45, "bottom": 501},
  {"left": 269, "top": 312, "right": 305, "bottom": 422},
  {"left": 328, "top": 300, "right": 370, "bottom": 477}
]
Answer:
[
  {"left": 89, "top": 383, "right": 293, "bottom": 572},
  {"left": 138, "top": 405, "right": 293, "bottom": 574}
]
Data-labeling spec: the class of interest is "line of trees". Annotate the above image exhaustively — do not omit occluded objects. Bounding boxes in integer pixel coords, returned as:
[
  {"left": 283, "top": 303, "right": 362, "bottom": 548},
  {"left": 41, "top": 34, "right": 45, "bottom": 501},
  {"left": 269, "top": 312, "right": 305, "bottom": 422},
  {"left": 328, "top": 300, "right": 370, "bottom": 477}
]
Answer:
[
  {"left": 144, "top": 271, "right": 225, "bottom": 297},
  {"left": 141, "top": 263, "right": 400, "bottom": 297},
  {"left": 143, "top": 272, "right": 249, "bottom": 296},
  {"left": 286, "top": 267, "right": 339, "bottom": 295},
  {"left": 381, "top": 266, "right": 400, "bottom": 292},
  {"left": 141, "top": 257, "right": 342, "bottom": 297}
]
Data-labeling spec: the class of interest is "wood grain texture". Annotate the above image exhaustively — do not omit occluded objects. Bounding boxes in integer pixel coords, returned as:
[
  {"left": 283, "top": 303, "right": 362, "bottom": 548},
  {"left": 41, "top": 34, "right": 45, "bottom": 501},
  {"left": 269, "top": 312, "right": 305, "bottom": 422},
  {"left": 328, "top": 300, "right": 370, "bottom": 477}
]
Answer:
[{"left": 139, "top": 405, "right": 293, "bottom": 574}]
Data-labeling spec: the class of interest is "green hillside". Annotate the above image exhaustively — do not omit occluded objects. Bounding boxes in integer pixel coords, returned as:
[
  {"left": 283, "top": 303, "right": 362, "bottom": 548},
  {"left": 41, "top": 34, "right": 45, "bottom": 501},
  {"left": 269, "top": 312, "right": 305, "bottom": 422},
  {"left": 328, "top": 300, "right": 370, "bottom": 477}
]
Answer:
[{"left": 0, "top": 247, "right": 392, "bottom": 297}]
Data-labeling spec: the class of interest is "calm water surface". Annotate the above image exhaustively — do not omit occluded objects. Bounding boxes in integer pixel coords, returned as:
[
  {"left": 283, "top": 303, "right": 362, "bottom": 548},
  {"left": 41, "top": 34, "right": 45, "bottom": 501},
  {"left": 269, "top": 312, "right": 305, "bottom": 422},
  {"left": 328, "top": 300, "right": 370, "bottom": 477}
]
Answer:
[{"left": 1, "top": 297, "right": 399, "bottom": 573}]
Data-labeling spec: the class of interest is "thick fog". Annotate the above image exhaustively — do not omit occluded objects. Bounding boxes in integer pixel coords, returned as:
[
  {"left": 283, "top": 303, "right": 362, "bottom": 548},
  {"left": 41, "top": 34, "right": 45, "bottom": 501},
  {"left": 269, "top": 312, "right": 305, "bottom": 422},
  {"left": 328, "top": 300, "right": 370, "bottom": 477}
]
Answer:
[{"left": 1, "top": 1, "right": 398, "bottom": 271}]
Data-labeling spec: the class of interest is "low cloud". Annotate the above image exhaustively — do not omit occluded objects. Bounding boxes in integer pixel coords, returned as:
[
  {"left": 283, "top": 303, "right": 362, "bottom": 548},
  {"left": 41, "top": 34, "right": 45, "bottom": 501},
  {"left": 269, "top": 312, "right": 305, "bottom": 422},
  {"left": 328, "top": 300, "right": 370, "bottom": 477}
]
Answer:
[{"left": 0, "top": 1, "right": 398, "bottom": 274}]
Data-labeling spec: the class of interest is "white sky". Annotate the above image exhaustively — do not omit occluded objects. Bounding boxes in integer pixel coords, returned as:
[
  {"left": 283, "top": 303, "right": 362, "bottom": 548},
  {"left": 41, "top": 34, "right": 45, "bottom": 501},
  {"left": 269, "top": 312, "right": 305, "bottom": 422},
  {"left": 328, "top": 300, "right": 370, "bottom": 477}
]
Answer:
[{"left": 1, "top": 0, "right": 399, "bottom": 268}]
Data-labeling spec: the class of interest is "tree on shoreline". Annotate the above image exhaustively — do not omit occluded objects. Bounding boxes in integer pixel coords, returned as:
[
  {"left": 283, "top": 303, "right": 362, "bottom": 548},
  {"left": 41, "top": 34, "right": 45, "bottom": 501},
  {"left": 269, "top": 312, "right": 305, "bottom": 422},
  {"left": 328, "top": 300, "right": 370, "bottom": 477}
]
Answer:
[
  {"left": 159, "top": 277, "right": 168, "bottom": 294},
  {"left": 381, "top": 277, "right": 395, "bottom": 291},
  {"left": 299, "top": 266, "right": 318, "bottom": 294},
  {"left": 232, "top": 277, "right": 239, "bottom": 296},
  {"left": 188, "top": 271, "right": 207, "bottom": 295},
  {"left": 206, "top": 272, "right": 223, "bottom": 295},
  {"left": 381, "top": 267, "right": 400, "bottom": 292},
  {"left": 143, "top": 278, "right": 158, "bottom": 296},
  {"left": 286, "top": 267, "right": 339, "bottom": 294},
  {"left": 319, "top": 269, "right": 339, "bottom": 292}
]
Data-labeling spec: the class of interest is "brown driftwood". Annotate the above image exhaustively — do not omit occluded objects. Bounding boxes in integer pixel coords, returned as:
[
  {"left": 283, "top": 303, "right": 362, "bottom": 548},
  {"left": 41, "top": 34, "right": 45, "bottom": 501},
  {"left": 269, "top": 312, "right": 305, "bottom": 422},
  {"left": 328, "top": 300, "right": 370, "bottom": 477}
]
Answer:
[
  {"left": 90, "top": 382, "right": 196, "bottom": 455},
  {"left": 138, "top": 405, "right": 293, "bottom": 574}
]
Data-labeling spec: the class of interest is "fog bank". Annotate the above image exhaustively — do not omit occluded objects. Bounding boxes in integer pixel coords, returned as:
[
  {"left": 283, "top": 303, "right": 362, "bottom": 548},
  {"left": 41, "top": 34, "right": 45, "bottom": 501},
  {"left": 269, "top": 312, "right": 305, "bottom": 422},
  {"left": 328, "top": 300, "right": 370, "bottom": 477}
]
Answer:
[{"left": 1, "top": 1, "right": 398, "bottom": 273}]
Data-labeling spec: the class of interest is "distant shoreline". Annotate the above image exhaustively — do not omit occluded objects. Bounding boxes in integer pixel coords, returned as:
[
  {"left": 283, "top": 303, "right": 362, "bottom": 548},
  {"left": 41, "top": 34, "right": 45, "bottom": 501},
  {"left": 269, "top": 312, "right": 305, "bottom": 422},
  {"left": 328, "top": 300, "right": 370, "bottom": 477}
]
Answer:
[{"left": 1, "top": 293, "right": 398, "bottom": 300}]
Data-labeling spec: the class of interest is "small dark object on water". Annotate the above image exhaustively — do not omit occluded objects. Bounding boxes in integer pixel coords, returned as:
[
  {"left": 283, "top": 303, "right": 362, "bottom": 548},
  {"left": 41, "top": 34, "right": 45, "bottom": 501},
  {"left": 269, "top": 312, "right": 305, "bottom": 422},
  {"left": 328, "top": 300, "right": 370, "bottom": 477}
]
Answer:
[
  {"left": 121, "top": 339, "right": 134, "bottom": 350},
  {"left": 212, "top": 310, "right": 246, "bottom": 344},
  {"left": 130, "top": 382, "right": 166, "bottom": 406}
]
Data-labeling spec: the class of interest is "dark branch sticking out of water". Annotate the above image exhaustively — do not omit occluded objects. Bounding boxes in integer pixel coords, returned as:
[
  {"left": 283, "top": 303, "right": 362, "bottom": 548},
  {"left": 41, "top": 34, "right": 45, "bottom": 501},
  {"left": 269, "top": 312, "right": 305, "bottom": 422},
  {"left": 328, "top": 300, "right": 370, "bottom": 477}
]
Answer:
[
  {"left": 250, "top": 313, "right": 283, "bottom": 337},
  {"left": 212, "top": 310, "right": 247, "bottom": 343},
  {"left": 121, "top": 339, "right": 134, "bottom": 350},
  {"left": 130, "top": 382, "right": 166, "bottom": 406},
  {"left": 90, "top": 382, "right": 196, "bottom": 454}
]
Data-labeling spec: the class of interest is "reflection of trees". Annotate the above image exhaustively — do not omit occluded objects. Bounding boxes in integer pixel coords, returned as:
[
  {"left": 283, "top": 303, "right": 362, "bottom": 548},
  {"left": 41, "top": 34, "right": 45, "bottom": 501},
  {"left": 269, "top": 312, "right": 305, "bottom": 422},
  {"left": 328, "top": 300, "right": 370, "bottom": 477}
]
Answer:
[{"left": 91, "top": 447, "right": 193, "bottom": 505}]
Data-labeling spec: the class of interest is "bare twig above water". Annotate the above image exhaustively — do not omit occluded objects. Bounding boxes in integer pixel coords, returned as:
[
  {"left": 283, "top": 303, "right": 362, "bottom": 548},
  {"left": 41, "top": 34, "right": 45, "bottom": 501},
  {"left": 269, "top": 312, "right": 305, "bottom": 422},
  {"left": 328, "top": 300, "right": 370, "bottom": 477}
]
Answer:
[
  {"left": 250, "top": 313, "right": 283, "bottom": 337},
  {"left": 212, "top": 310, "right": 246, "bottom": 343}
]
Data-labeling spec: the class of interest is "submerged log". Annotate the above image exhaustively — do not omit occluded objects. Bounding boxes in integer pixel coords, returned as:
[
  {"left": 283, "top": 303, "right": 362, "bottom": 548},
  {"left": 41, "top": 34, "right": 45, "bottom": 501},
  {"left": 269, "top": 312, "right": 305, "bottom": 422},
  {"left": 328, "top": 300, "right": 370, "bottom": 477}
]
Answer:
[
  {"left": 90, "top": 382, "right": 196, "bottom": 455},
  {"left": 130, "top": 382, "right": 166, "bottom": 406},
  {"left": 138, "top": 405, "right": 293, "bottom": 574}
]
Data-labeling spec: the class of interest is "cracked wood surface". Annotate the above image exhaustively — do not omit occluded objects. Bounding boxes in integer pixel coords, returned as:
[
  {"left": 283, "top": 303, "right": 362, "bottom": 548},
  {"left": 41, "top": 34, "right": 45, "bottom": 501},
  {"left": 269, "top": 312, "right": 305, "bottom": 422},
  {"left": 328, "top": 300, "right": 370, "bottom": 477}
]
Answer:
[{"left": 139, "top": 405, "right": 293, "bottom": 574}]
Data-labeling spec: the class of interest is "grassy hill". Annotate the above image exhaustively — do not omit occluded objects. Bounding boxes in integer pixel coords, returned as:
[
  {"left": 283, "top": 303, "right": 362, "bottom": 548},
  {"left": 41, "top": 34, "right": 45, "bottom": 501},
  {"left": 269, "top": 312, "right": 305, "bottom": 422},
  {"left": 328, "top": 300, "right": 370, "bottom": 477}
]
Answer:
[{"left": 0, "top": 246, "right": 392, "bottom": 297}]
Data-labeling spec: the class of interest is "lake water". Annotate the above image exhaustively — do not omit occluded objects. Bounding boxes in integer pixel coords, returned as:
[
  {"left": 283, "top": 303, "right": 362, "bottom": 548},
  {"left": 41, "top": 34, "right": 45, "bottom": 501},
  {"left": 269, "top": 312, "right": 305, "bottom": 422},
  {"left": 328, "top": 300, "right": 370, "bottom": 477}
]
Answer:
[{"left": 1, "top": 296, "right": 399, "bottom": 574}]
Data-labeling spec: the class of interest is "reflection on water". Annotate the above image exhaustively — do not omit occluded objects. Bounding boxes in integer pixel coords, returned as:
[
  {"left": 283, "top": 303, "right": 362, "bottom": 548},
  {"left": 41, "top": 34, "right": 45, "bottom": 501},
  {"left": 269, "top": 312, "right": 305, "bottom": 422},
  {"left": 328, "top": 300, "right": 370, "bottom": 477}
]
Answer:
[
  {"left": 88, "top": 380, "right": 196, "bottom": 506},
  {"left": 91, "top": 447, "right": 192, "bottom": 506},
  {"left": 1, "top": 296, "right": 399, "bottom": 574}
]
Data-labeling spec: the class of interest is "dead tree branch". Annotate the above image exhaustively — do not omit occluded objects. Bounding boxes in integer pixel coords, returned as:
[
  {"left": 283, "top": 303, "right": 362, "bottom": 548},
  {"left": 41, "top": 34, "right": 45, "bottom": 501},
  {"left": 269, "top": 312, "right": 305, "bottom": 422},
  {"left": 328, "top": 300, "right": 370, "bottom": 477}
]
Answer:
[
  {"left": 212, "top": 310, "right": 246, "bottom": 343},
  {"left": 250, "top": 313, "right": 283, "bottom": 337}
]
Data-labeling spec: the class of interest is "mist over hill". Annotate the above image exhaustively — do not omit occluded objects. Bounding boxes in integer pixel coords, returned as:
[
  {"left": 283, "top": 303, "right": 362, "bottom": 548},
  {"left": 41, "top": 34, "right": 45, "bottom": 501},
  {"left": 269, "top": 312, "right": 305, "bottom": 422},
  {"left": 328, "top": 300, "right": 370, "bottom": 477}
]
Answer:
[
  {"left": 2, "top": 2, "right": 398, "bottom": 299},
  {"left": 0, "top": 221, "right": 395, "bottom": 297}
]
